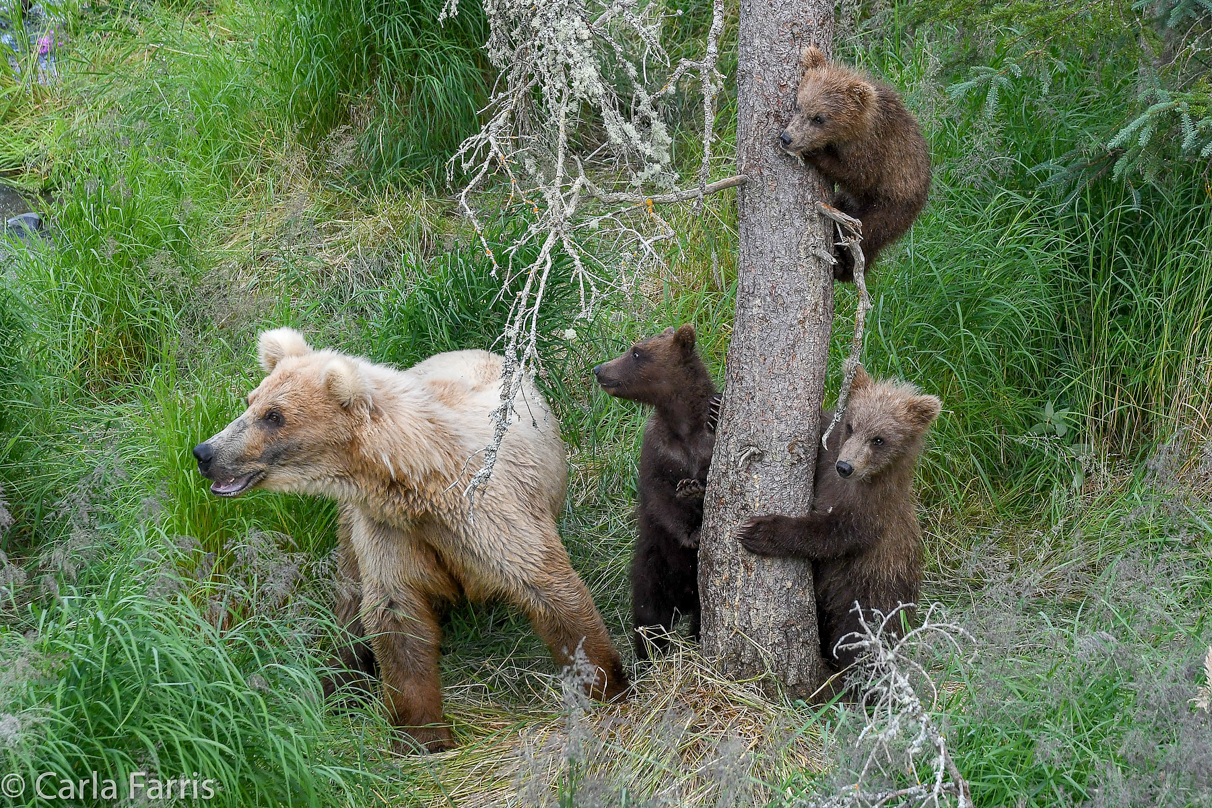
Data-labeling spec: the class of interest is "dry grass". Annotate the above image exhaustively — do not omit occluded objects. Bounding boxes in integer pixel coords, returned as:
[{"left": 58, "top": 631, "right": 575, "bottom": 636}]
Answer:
[{"left": 390, "top": 643, "right": 824, "bottom": 807}]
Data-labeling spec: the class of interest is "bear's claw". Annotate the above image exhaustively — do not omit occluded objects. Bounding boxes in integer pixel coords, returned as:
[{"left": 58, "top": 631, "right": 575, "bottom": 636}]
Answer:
[
  {"left": 393, "top": 725, "right": 456, "bottom": 755},
  {"left": 736, "top": 515, "right": 783, "bottom": 556},
  {"left": 675, "top": 478, "right": 707, "bottom": 500}
]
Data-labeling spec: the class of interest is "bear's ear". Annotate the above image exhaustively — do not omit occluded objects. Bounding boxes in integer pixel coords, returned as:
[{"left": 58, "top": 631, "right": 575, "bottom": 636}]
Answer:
[
  {"left": 848, "top": 79, "right": 877, "bottom": 113},
  {"left": 905, "top": 394, "right": 942, "bottom": 430},
  {"left": 259, "top": 328, "right": 312, "bottom": 374},
  {"left": 674, "top": 324, "right": 697, "bottom": 354},
  {"left": 850, "top": 365, "right": 872, "bottom": 392},
  {"left": 322, "top": 358, "right": 373, "bottom": 411},
  {"left": 801, "top": 45, "right": 827, "bottom": 71}
]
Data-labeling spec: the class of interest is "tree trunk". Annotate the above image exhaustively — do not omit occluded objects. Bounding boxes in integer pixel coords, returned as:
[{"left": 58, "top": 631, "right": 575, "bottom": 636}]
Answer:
[{"left": 698, "top": 0, "right": 835, "bottom": 698}]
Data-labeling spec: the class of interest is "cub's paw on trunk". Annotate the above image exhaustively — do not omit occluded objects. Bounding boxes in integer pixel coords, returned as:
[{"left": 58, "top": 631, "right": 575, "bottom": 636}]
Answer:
[{"left": 735, "top": 514, "right": 795, "bottom": 556}]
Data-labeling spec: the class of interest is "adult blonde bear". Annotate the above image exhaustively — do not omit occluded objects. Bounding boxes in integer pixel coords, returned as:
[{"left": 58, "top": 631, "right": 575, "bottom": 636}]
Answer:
[{"left": 193, "top": 328, "right": 628, "bottom": 752}]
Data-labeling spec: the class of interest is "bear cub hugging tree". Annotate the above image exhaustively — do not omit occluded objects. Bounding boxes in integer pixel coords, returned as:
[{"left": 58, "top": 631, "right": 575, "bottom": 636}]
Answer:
[
  {"left": 780, "top": 45, "right": 931, "bottom": 280},
  {"left": 193, "top": 329, "right": 628, "bottom": 752},
  {"left": 593, "top": 325, "right": 720, "bottom": 658},
  {"left": 736, "top": 366, "right": 941, "bottom": 674}
]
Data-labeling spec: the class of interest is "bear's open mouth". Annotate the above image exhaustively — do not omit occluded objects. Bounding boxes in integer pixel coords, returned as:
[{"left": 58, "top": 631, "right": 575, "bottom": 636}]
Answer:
[{"left": 210, "top": 471, "right": 263, "bottom": 497}]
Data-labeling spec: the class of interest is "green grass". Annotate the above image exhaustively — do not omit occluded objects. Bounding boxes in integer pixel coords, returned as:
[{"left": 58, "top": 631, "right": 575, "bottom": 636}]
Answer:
[
  {"left": 3, "top": 574, "right": 357, "bottom": 807},
  {"left": 1, "top": 0, "right": 1211, "bottom": 804},
  {"left": 271, "top": 0, "right": 489, "bottom": 187}
]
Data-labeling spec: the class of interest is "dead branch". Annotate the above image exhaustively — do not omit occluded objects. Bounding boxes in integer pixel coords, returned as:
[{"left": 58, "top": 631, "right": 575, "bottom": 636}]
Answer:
[
  {"left": 817, "top": 202, "right": 873, "bottom": 449},
  {"left": 694, "top": 0, "right": 726, "bottom": 211},
  {"left": 442, "top": 0, "right": 732, "bottom": 500},
  {"left": 586, "top": 174, "right": 747, "bottom": 206},
  {"left": 803, "top": 604, "right": 974, "bottom": 808}
]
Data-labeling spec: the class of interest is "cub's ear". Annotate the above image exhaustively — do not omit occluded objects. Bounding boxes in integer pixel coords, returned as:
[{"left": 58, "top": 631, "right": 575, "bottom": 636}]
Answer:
[
  {"left": 849, "top": 79, "right": 877, "bottom": 112},
  {"left": 906, "top": 394, "right": 942, "bottom": 430},
  {"left": 801, "top": 45, "right": 828, "bottom": 71},
  {"left": 259, "top": 328, "right": 312, "bottom": 374},
  {"left": 322, "top": 358, "right": 373, "bottom": 410},
  {"left": 674, "top": 324, "right": 697, "bottom": 354},
  {"left": 850, "top": 365, "right": 872, "bottom": 391}
]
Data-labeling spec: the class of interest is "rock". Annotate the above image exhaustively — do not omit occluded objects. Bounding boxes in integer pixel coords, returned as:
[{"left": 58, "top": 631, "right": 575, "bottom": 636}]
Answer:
[{"left": 5, "top": 212, "right": 43, "bottom": 241}]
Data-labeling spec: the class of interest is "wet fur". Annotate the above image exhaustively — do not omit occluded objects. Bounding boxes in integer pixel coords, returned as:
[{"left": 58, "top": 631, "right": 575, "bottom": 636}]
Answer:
[
  {"left": 736, "top": 367, "right": 940, "bottom": 672},
  {"left": 781, "top": 46, "right": 931, "bottom": 280},
  {"left": 195, "top": 330, "right": 628, "bottom": 752},
  {"left": 594, "top": 325, "right": 718, "bottom": 658}
]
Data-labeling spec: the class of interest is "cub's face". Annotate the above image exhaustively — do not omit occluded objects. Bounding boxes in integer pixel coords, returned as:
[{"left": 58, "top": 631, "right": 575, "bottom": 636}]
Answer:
[
  {"left": 779, "top": 46, "right": 876, "bottom": 155},
  {"left": 193, "top": 329, "right": 370, "bottom": 498},
  {"left": 593, "top": 324, "right": 697, "bottom": 407},
  {"left": 834, "top": 368, "right": 941, "bottom": 482}
]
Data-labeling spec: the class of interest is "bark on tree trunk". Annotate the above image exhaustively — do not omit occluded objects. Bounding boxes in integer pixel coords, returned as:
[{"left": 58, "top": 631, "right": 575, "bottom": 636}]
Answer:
[{"left": 698, "top": 0, "right": 836, "bottom": 698}]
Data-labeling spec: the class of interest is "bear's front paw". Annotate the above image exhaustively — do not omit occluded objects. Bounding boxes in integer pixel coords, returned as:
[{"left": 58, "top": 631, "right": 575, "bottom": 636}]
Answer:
[
  {"left": 736, "top": 515, "right": 786, "bottom": 556},
  {"left": 681, "top": 528, "right": 701, "bottom": 550},
  {"left": 676, "top": 478, "right": 707, "bottom": 500}
]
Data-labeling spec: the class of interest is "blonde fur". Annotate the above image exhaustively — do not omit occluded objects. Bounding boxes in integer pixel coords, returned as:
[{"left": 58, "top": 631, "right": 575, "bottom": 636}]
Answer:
[
  {"left": 321, "top": 357, "right": 373, "bottom": 410},
  {"left": 258, "top": 327, "right": 313, "bottom": 374},
  {"left": 199, "top": 333, "right": 628, "bottom": 751}
]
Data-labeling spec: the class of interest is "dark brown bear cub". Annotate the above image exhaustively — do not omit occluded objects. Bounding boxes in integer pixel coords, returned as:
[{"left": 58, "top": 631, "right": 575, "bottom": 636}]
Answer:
[
  {"left": 736, "top": 367, "right": 940, "bottom": 673},
  {"left": 594, "top": 325, "right": 719, "bottom": 659},
  {"left": 780, "top": 46, "right": 931, "bottom": 281}
]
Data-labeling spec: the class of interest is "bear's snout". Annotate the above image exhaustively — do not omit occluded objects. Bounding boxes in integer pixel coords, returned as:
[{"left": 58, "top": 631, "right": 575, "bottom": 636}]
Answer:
[
  {"left": 593, "top": 363, "right": 620, "bottom": 391},
  {"left": 836, "top": 460, "right": 854, "bottom": 478},
  {"left": 193, "top": 442, "right": 214, "bottom": 472},
  {"left": 779, "top": 131, "right": 793, "bottom": 146}
]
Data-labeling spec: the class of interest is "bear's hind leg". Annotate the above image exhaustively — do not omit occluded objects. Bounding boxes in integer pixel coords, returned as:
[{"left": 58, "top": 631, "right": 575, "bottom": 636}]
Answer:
[
  {"left": 511, "top": 547, "right": 629, "bottom": 702},
  {"left": 834, "top": 195, "right": 918, "bottom": 278},
  {"left": 631, "top": 549, "right": 679, "bottom": 660},
  {"left": 685, "top": 599, "right": 701, "bottom": 643}
]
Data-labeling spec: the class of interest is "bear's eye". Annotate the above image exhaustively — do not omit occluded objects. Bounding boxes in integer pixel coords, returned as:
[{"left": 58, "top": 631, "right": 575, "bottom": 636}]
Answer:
[
  {"left": 812, "top": 113, "right": 826, "bottom": 125},
  {"left": 871, "top": 436, "right": 884, "bottom": 446},
  {"left": 845, "top": 423, "right": 853, "bottom": 436},
  {"left": 263, "top": 408, "right": 284, "bottom": 427},
  {"left": 632, "top": 350, "right": 642, "bottom": 360}
]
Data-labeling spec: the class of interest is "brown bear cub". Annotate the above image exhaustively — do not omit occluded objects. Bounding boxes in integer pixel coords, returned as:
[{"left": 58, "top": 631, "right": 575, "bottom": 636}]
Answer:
[
  {"left": 780, "top": 46, "right": 931, "bottom": 281},
  {"left": 736, "top": 367, "right": 940, "bottom": 674},
  {"left": 593, "top": 325, "right": 720, "bottom": 658}
]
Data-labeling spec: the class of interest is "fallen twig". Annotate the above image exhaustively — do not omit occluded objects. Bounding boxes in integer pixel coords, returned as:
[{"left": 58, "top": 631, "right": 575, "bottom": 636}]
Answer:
[{"left": 803, "top": 604, "right": 974, "bottom": 808}]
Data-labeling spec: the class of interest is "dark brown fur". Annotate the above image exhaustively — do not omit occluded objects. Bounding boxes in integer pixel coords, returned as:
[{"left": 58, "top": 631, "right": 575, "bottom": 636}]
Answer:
[
  {"left": 593, "top": 325, "right": 719, "bottom": 658},
  {"left": 736, "top": 367, "right": 940, "bottom": 672},
  {"left": 780, "top": 46, "right": 931, "bottom": 280}
]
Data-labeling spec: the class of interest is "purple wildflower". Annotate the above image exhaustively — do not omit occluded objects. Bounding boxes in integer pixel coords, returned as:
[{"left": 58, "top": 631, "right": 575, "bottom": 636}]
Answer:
[{"left": 37, "top": 28, "right": 57, "bottom": 56}]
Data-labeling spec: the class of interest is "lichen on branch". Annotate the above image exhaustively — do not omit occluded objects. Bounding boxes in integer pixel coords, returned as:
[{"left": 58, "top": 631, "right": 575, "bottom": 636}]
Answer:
[{"left": 442, "top": 0, "right": 732, "bottom": 497}]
